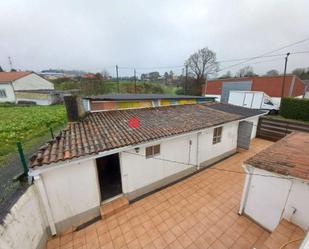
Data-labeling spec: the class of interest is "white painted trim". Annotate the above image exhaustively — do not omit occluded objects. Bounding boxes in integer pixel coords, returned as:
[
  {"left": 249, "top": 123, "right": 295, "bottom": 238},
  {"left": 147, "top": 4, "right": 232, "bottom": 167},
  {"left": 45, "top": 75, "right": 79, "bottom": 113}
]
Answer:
[
  {"left": 34, "top": 175, "right": 57, "bottom": 235},
  {"left": 29, "top": 114, "right": 263, "bottom": 176},
  {"left": 238, "top": 164, "right": 252, "bottom": 214}
]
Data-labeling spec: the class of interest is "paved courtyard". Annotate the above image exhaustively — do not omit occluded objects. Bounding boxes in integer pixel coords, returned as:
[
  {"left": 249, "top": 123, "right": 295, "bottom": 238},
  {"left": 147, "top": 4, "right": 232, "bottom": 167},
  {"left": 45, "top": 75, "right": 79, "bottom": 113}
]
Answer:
[{"left": 46, "top": 139, "right": 305, "bottom": 249}]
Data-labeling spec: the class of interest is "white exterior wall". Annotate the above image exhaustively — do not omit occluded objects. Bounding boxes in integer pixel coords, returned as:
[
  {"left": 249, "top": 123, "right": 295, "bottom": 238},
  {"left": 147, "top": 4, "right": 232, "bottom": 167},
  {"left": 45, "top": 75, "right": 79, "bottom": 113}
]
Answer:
[
  {"left": 242, "top": 167, "right": 309, "bottom": 231},
  {"left": 16, "top": 98, "right": 52, "bottom": 106},
  {"left": 13, "top": 73, "right": 54, "bottom": 91},
  {"left": 0, "top": 186, "right": 48, "bottom": 249},
  {"left": 120, "top": 134, "right": 198, "bottom": 194},
  {"left": 283, "top": 179, "right": 309, "bottom": 230},
  {"left": 41, "top": 160, "right": 100, "bottom": 225},
  {"left": 120, "top": 121, "right": 239, "bottom": 194},
  {"left": 0, "top": 83, "right": 15, "bottom": 102},
  {"left": 198, "top": 122, "right": 238, "bottom": 164}
]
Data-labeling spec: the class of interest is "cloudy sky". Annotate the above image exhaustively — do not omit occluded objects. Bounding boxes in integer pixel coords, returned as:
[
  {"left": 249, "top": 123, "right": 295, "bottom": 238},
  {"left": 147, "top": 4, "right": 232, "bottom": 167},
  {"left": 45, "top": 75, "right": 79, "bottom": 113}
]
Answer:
[{"left": 0, "top": 0, "right": 308, "bottom": 77}]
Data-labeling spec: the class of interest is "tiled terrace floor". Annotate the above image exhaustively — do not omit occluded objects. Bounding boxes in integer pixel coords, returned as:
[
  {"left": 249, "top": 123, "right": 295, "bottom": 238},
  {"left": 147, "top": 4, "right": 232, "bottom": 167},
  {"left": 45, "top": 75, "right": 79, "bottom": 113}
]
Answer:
[{"left": 46, "top": 139, "right": 305, "bottom": 249}]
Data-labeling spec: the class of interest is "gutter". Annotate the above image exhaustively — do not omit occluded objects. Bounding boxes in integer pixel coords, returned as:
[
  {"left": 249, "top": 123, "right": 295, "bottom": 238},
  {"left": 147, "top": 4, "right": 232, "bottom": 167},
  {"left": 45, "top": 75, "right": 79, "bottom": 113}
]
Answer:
[
  {"left": 29, "top": 113, "right": 264, "bottom": 176},
  {"left": 196, "top": 132, "right": 201, "bottom": 170}
]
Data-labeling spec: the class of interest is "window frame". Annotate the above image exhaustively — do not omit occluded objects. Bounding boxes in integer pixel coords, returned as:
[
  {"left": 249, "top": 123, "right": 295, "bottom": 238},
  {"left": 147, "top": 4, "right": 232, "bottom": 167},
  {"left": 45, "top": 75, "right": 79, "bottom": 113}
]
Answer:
[
  {"left": 212, "top": 126, "right": 223, "bottom": 144},
  {"left": 145, "top": 144, "right": 160, "bottom": 158}
]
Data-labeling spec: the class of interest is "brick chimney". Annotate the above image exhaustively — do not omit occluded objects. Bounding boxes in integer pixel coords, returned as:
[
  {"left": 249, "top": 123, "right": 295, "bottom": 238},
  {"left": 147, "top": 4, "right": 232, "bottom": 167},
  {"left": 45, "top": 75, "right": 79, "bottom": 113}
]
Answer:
[{"left": 63, "top": 95, "right": 86, "bottom": 122}]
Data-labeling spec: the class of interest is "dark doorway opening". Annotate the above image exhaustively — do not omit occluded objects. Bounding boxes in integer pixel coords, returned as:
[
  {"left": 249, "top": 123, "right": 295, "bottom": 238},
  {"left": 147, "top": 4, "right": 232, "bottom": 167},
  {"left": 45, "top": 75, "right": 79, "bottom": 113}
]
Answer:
[{"left": 96, "top": 154, "right": 122, "bottom": 201}]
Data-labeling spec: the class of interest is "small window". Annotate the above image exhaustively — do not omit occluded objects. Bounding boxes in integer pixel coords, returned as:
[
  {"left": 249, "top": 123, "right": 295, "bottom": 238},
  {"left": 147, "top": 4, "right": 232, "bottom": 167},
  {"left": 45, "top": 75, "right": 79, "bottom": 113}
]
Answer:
[
  {"left": 213, "top": 127, "right": 223, "bottom": 144},
  {"left": 153, "top": 145, "right": 160, "bottom": 155},
  {"left": 0, "top": 89, "right": 7, "bottom": 98},
  {"left": 145, "top": 144, "right": 160, "bottom": 158},
  {"left": 145, "top": 146, "right": 153, "bottom": 158}
]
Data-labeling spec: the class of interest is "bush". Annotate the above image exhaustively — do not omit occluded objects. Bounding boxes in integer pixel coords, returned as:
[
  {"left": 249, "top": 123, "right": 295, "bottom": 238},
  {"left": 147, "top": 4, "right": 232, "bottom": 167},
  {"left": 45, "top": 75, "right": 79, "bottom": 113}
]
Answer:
[{"left": 280, "top": 97, "right": 309, "bottom": 121}]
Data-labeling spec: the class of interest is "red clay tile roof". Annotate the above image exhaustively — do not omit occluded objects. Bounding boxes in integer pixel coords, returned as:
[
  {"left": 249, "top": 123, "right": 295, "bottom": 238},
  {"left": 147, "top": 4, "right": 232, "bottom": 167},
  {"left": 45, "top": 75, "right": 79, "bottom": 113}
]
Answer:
[
  {"left": 29, "top": 103, "right": 249, "bottom": 168},
  {"left": 245, "top": 132, "right": 309, "bottom": 180},
  {"left": 0, "top": 71, "right": 32, "bottom": 83}
]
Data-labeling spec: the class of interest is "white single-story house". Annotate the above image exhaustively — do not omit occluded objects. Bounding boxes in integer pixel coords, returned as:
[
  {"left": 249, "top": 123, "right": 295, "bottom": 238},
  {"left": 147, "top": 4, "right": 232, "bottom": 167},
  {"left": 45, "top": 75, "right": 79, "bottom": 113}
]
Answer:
[
  {"left": 28, "top": 100, "right": 265, "bottom": 235},
  {"left": 0, "top": 71, "right": 55, "bottom": 105},
  {"left": 239, "top": 132, "right": 309, "bottom": 232}
]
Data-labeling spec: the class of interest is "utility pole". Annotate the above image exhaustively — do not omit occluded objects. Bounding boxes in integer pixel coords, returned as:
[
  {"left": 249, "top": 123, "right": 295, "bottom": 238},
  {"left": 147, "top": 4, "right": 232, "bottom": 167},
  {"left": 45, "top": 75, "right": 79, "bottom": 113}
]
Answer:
[
  {"left": 134, "top": 69, "right": 137, "bottom": 94},
  {"left": 116, "top": 65, "right": 119, "bottom": 93},
  {"left": 185, "top": 64, "right": 188, "bottom": 95},
  {"left": 280, "top": 52, "right": 290, "bottom": 108},
  {"left": 8, "top": 56, "right": 13, "bottom": 71}
]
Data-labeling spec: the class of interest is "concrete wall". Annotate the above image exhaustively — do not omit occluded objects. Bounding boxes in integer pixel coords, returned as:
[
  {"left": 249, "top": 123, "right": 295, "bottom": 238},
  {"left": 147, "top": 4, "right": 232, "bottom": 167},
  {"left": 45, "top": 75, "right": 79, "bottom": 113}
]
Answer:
[
  {"left": 41, "top": 159, "right": 101, "bottom": 232},
  {"left": 0, "top": 186, "right": 48, "bottom": 249},
  {"left": 15, "top": 92, "right": 53, "bottom": 105},
  {"left": 0, "top": 83, "right": 15, "bottom": 102},
  {"left": 242, "top": 167, "right": 309, "bottom": 231},
  {"left": 13, "top": 74, "right": 54, "bottom": 91}
]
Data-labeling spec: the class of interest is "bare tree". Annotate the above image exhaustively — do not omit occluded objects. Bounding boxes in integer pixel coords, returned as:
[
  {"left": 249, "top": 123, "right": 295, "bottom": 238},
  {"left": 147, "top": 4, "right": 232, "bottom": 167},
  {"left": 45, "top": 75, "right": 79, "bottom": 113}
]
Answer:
[
  {"left": 266, "top": 69, "right": 279, "bottom": 76},
  {"left": 185, "top": 47, "right": 218, "bottom": 95},
  {"left": 236, "top": 66, "right": 256, "bottom": 77},
  {"left": 101, "top": 69, "right": 110, "bottom": 79}
]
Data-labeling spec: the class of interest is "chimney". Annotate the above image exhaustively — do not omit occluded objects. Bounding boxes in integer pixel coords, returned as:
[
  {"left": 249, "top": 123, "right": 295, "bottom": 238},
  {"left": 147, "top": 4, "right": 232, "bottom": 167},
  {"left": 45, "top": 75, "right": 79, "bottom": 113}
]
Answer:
[{"left": 63, "top": 95, "right": 86, "bottom": 122}]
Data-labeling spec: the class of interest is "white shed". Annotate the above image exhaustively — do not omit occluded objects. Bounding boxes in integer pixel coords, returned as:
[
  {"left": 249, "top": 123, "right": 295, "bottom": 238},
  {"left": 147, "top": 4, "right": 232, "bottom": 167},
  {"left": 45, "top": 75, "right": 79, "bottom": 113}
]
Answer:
[
  {"left": 239, "top": 132, "right": 309, "bottom": 232},
  {"left": 28, "top": 102, "right": 264, "bottom": 234},
  {"left": 0, "top": 71, "right": 55, "bottom": 105}
]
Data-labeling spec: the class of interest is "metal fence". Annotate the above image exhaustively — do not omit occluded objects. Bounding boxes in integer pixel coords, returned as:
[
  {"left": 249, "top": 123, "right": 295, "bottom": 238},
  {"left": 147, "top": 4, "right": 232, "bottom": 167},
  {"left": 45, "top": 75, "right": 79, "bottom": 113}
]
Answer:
[
  {"left": 0, "top": 134, "right": 53, "bottom": 222},
  {"left": 256, "top": 116, "right": 309, "bottom": 141}
]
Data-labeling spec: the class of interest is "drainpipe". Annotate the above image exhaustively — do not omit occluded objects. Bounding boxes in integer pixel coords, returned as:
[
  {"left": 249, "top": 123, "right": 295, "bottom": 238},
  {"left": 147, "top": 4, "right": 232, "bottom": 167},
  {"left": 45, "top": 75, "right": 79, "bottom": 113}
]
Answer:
[
  {"left": 34, "top": 175, "right": 57, "bottom": 235},
  {"left": 196, "top": 132, "right": 200, "bottom": 170},
  {"left": 239, "top": 164, "right": 253, "bottom": 215}
]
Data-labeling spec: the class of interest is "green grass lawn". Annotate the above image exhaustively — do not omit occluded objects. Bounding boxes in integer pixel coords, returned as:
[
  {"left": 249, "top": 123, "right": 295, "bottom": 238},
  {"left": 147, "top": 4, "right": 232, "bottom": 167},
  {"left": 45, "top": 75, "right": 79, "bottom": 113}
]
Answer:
[{"left": 0, "top": 104, "right": 67, "bottom": 165}]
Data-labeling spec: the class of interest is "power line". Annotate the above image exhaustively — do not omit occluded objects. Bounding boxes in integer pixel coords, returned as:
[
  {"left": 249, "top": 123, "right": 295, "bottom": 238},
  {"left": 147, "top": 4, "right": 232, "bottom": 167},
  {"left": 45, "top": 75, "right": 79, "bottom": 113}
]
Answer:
[
  {"left": 116, "top": 50, "right": 309, "bottom": 72},
  {"left": 217, "top": 37, "right": 309, "bottom": 72},
  {"left": 123, "top": 151, "right": 294, "bottom": 180}
]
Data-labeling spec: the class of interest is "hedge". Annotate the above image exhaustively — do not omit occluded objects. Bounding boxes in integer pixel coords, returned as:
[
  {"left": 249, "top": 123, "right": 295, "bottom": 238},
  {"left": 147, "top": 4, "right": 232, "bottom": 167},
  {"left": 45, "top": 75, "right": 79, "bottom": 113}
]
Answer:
[{"left": 280, "top": 97, "right": 309, "bottom": 121}]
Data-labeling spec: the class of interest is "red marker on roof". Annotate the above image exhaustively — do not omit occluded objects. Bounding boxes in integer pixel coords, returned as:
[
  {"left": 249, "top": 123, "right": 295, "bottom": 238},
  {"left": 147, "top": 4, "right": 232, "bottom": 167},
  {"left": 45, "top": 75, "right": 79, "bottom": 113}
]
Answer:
[{"left": 128, "top": 117, "right": 140, "bottom": 128}]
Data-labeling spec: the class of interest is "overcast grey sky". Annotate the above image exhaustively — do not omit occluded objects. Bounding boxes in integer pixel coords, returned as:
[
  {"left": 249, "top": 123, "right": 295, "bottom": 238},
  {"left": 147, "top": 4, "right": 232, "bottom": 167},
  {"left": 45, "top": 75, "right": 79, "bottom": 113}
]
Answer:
[{"left": 0, "top": 0, "right": 308, "bottom": 77}]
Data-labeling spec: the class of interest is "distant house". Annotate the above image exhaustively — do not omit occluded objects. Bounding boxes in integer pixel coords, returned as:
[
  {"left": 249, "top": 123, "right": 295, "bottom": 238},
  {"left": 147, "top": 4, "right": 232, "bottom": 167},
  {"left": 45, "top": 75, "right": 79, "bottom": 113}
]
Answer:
[
  {"left": 81, "top": 73, "right": 97, "bottom": 79},
  {"left": 239, "top": 132, "right": 309, "bottom": 231},
  {"left": 83, "top": 93, "right": 215, "bottom": 111},
  {"left": 204, "top": 75, "right": 306, "bottom": 105},
  {"left": 28, "top": 98, "right": 264, "bottom": 234},
  {"left": 0, "top": 71, "right": 56, "bottom": 105}
]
